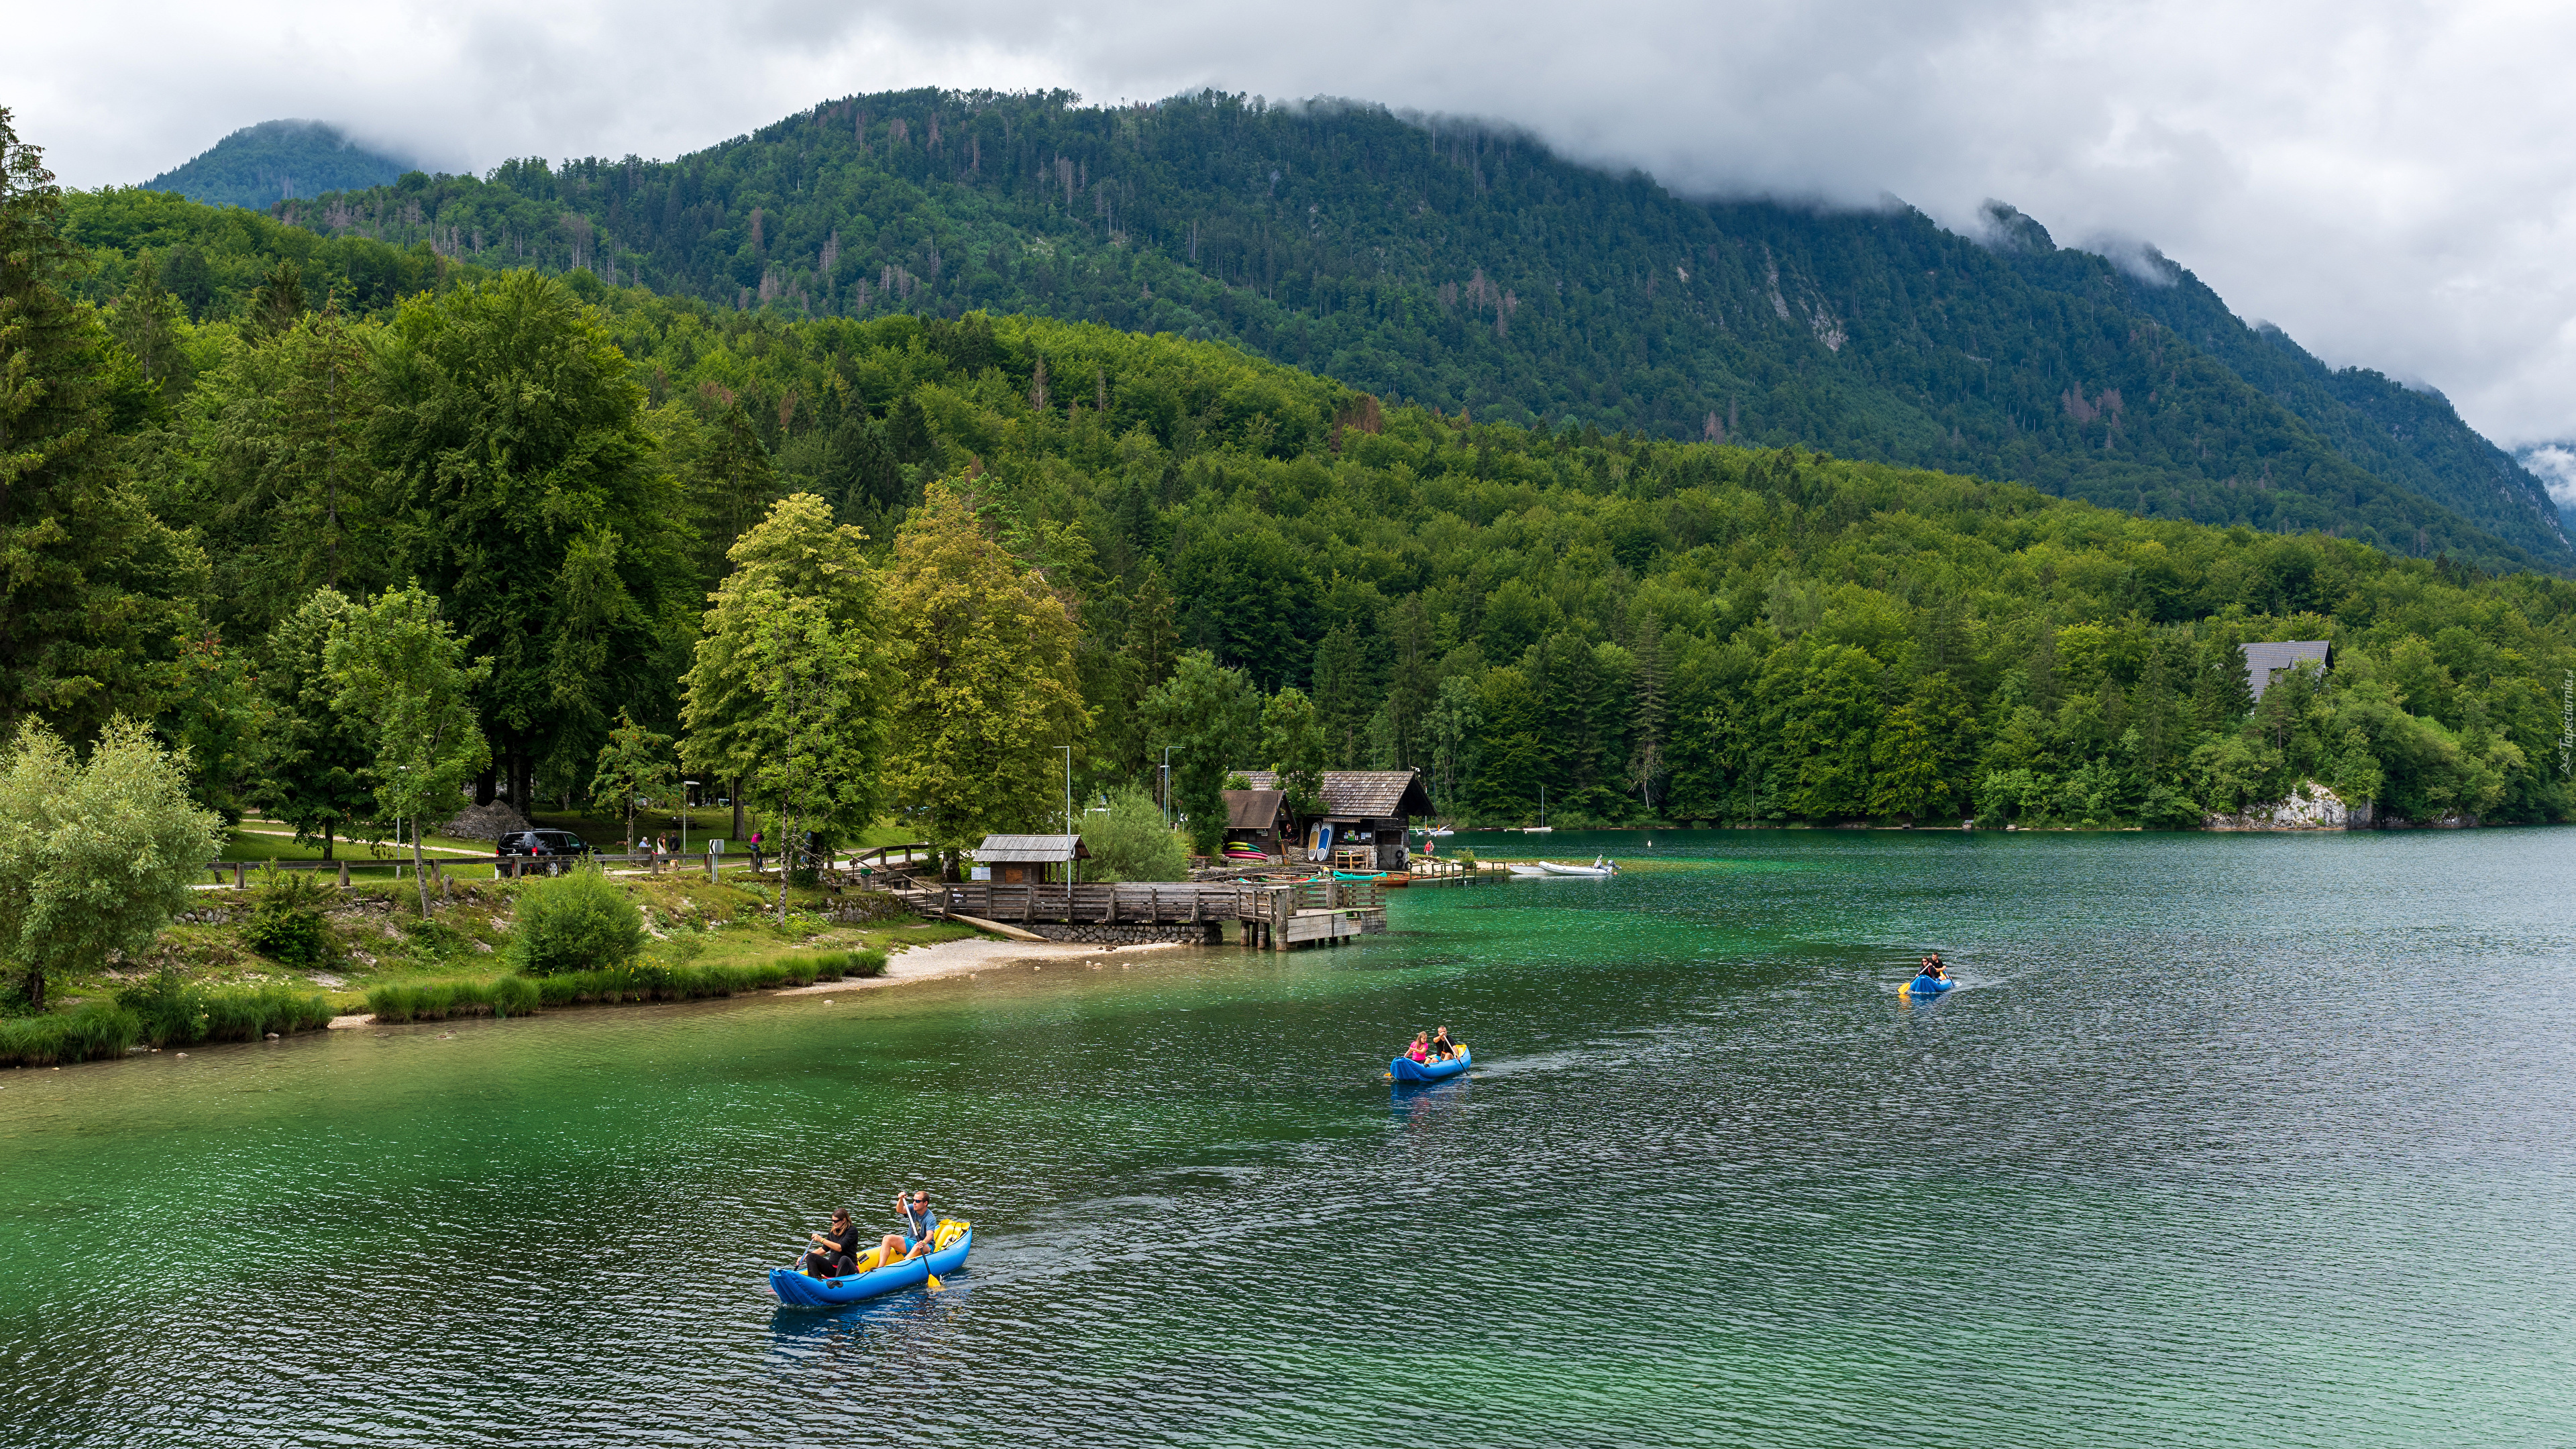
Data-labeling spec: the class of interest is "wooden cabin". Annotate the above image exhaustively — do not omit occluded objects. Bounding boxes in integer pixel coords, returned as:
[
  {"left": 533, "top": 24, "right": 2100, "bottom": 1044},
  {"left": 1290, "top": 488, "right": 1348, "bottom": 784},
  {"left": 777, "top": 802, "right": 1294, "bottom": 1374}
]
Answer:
[
  {"left": 1222, "top": 788, "right": 1291, "bottom": 860},
  {"left": 968, "top": 833, "right": 1089, "bottom": 885},
  {"left": 1234, "top": 769, "right": 1434, "bottom": 870}
]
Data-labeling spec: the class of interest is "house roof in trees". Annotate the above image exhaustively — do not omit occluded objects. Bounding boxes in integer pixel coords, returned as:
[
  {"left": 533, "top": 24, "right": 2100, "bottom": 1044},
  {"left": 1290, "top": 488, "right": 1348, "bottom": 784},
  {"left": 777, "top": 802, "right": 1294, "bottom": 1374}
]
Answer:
[
  {"left": 970, "top": 834, "right": 1089, "bottom": 863},
  {"left": 1224, "top": 790, "right": 1288, "bottom": 830},
  {"left": 2242, "top": 641, "right": 2333, "bottom": 702},
  {"left": 1234, "top": 769, "right": 1433, "bottom": 820}
]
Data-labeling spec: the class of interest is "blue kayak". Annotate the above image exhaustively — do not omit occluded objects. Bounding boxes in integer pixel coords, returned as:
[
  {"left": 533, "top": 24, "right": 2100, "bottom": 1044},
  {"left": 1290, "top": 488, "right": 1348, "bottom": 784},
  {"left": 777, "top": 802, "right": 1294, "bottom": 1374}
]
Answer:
[
  {"left": 1389, "top": 1046, "right": 1472, "bottom": 1082},
  {"left": 1907, "top": 975, "right": 1955, "bottom": 996},
  {"left": 768, "top": 1223, "right": 972, "bottom": 1307}
]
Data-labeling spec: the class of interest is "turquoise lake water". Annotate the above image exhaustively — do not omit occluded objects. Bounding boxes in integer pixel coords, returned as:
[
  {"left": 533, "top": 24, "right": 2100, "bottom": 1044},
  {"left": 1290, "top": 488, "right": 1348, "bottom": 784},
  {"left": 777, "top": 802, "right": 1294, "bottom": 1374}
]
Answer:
[{"left": 3, "top": 829, "right": 2573, "bottom": 1446}]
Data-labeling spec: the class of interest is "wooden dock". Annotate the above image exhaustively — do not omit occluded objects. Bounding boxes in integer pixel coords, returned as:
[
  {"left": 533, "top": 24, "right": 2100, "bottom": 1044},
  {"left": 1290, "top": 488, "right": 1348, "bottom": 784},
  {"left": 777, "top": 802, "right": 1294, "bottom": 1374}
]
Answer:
[{"left": 900, "top": 875, "right": 1430, "bottom": 951}]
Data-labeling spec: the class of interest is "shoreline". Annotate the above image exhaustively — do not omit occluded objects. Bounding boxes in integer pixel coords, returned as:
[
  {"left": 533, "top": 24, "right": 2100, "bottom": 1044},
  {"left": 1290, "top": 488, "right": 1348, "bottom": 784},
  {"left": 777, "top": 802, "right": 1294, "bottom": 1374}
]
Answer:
[{"left": 322, "top": 934, "right": 1185, "bottom": 1030}]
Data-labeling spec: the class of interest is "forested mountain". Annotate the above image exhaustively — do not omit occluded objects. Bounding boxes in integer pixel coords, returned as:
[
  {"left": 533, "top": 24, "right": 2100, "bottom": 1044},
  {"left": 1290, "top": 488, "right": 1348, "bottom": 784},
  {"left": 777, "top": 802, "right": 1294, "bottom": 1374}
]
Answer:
[
  {"left": 14, "top": 102, "right": 2570, "bottom": 845},
  {"left": 142, "top": 120, "right": 409, "bottom": 211},
  {"left": 92, "top": 88, "right": 2565, "bottom": 572}
]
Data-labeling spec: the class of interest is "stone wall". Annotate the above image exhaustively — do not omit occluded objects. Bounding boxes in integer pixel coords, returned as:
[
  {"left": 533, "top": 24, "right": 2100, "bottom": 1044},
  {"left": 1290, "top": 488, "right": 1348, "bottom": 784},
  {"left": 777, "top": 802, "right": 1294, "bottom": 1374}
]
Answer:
[{"left": 1026, "top": 922, "right": 1223, "bottom": 945}]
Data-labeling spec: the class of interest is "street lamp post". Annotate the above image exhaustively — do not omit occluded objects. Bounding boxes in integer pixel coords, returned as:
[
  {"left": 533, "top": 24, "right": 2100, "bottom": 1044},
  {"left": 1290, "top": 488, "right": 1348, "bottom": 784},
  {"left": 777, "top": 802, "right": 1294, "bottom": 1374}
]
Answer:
[
  {"left": 682, "top": 780, "right": 700, "bottom": 857},
  {"left": 1158, "top": 745, "right": 1175, "bottom": 828},
  {"left": 1057, "top": 746, "right": 1074, "bottom": 837}
]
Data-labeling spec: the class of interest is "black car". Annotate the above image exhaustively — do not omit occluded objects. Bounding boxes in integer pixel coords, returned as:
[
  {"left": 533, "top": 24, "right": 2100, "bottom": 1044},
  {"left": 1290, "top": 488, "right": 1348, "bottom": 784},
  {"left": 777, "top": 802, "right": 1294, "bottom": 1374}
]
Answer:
[{"left": 496, "top": 829, "right": 592, "bottom": 869}]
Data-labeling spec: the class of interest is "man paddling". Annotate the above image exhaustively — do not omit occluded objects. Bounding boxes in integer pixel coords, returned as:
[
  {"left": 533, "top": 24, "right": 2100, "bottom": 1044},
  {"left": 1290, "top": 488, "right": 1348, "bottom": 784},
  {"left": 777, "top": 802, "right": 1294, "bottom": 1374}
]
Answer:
[{"left": 876, "top": 1189, "right": 937, "bottom": 1265}]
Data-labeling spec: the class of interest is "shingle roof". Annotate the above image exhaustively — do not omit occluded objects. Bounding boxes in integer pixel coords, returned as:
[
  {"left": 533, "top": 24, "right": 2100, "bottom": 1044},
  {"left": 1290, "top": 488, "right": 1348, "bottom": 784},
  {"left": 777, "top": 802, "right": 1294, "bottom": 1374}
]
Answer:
[
  {"left": 2242, "top": 641, "right": 2332, "bottom": 702},
  {"left": 970, "top": 833, "right": 1089, "bottom": 863},
  {"left": 1233, "top": 769, "right": 1434, "bottom": 819},
  {"left": 1224, "top": 789, "right": 1288, "bottom": 829}
]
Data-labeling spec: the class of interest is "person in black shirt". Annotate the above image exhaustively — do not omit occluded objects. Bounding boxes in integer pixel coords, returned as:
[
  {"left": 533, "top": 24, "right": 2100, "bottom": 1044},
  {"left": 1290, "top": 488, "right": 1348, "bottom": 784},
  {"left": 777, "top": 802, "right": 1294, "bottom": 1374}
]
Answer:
[{"left": 802, "top": 1208, "right": 861, "bottom": 1277}]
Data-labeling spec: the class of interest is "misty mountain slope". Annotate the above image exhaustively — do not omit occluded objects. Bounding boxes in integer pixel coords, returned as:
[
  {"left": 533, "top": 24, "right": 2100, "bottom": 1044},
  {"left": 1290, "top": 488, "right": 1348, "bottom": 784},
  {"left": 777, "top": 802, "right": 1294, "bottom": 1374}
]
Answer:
[
  {"left": 148, "top": 90, "right": 2567, "bottom": 571},
  {"left": 143, "top": 120, "right": 411, "bottom": 211},
  {"left": 2089, "top": 231, "right": 2569, "bottom": 560}
]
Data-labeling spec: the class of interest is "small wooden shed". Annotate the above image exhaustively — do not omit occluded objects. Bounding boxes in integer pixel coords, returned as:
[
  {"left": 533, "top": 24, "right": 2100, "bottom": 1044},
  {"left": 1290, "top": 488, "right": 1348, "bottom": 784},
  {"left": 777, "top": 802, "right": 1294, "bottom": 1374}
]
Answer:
[
  {"left": 1221, "top": 789, "right": 1291, "bottom": 858},
  {"left": 969, "top": 833, "right": 1089, "bottom": 885}
]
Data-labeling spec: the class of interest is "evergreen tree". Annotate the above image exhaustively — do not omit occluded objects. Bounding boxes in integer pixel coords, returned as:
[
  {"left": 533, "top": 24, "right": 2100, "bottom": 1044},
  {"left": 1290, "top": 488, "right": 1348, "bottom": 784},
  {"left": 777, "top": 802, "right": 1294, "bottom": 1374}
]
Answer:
[
  {"left": 247, "top": 258, "right": 307, "bottom": 338},
  {"left": 0, "top": 109, "right": 209, "bottom": 745},
  {"left": 109, "top": 250, "right": 189, "bottom": 402}
]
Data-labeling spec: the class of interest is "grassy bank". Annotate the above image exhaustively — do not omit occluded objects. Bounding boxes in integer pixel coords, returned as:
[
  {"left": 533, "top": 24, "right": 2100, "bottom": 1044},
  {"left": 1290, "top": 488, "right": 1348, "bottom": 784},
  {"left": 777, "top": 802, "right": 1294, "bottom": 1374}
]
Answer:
[
  {"left": 364, "top": 949, "right": 888, "bottom": 1022},
  {"left": 7, "top": 865, "right": 978, "bottom": 1069},
  {"left": 0, "top": 980, "right": 335, "bottom": 1067}
]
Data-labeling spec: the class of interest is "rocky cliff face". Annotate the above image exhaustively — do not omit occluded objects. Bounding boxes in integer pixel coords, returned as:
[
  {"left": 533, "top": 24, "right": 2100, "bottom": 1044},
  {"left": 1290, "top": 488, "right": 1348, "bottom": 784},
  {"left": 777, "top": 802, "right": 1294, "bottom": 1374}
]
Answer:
[
  {"left": 2205, "top": 782, "right": 2480, "bottom": 830},
  {"left": 2204, "top": 783, "right": 2361, "bottom": 831}
]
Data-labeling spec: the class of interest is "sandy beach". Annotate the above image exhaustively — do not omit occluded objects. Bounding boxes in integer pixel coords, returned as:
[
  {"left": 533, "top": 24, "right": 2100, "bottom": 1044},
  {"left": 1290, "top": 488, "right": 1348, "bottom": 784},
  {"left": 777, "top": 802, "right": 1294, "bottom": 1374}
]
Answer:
[{"left": 771, "top": 934, "right": 1185, "bottom": 994}]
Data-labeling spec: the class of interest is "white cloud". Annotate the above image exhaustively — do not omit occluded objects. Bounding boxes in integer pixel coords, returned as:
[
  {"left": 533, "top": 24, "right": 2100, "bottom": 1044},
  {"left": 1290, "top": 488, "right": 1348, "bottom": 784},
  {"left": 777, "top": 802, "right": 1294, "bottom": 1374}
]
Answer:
[
  {"left": 15, "top": 0, "right": 2576, "bottom": 448},
  {"left": 2520, "top": 445, "right": 2576, "bottom": 509}
]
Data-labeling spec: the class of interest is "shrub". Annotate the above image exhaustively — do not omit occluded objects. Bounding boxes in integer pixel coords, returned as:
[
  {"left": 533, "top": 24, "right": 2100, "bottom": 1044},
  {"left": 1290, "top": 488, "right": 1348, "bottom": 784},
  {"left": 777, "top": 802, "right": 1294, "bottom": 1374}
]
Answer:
[
  {"left": 243, "top": 867, "right": 337, "bottom": 969},
  {"left": 809, "top": 948, "right": 890, "bottom": 979},
  {"left": 1081, "top": 786, "right": 1193, "bottom": 882},
  {"left": 507, "top": 867, "right": 645, "bottom": 976}
]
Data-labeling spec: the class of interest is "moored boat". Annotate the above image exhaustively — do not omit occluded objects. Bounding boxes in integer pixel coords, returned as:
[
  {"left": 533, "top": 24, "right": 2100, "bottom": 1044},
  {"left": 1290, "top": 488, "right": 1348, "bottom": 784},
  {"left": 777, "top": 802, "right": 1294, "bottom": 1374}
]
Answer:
[
  {"left": 1536, "top": 858, "right": 1617, "bottom": 877},
  {"left": 1388, "top": 1046, "right": 1471, "bottom": 1082},
  {"left": 1504, "top": 863, "right": 1549, "bottom": 877},
  {"left": 769, "top": 1220, "right": 973, "bottom": 1307}
]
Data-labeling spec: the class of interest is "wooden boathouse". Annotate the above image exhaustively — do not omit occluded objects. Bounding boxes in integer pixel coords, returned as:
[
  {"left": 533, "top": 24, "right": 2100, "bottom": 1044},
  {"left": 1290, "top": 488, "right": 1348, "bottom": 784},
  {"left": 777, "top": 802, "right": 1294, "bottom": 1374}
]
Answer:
[{"left": 1231, "top": 769, "right": 1433, "bottom": 869}]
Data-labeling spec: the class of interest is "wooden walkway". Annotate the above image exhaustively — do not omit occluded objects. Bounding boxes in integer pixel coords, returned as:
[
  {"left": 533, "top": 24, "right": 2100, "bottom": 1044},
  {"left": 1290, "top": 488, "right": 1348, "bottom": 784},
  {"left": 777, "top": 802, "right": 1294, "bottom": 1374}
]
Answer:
[{"left": 903, "top": 875, "right": 1405, "bottom": 951}]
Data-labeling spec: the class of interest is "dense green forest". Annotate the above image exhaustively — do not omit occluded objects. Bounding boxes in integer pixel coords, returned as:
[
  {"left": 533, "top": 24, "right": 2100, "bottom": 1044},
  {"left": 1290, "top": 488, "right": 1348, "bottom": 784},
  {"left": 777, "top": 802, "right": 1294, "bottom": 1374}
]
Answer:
[
  {"left": 142, "top": 120, "right": 409, "bottom": 211},
  {"left": 14, "top": 88, "right": 2573, "bottom": 847},
  {"left": 93, "top": 89, "right": 2573, "bottom": 574}
]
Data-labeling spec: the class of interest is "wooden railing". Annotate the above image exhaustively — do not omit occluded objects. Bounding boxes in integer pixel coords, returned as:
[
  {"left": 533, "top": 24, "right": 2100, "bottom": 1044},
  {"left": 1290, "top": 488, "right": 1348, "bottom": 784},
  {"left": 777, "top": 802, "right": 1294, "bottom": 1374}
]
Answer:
[{"left": 914, "top": 880, "right": 1252, "bottom": 925}]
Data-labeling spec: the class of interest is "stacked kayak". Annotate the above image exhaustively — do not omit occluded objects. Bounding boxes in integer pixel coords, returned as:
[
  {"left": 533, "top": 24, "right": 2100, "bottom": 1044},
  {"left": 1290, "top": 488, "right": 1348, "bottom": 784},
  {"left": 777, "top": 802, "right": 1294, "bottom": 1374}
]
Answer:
[
  {"left": 1388, "top": 1046, "right": 1472, "bottom": 1082},
  {"left": 769, "top": 1220, "right": 973, "bottom": 1307}
]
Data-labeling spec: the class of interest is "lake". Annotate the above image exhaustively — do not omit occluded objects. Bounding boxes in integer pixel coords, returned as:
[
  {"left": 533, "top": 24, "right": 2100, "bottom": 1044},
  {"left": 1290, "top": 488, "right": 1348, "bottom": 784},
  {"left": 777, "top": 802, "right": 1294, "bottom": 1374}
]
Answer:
[{"left": 4, "top": 828, "right": 2572, "bottom": 1446}]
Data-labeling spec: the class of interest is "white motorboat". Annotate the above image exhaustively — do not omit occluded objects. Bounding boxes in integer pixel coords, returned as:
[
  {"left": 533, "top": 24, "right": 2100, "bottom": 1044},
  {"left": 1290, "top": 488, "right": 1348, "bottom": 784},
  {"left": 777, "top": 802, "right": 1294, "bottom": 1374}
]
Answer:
[
  {"left": 1504, "top": 863, "right": 1550, "bottom": 877},
  {"left": 1536, "top": 857, "right": 1618, "bottom": 877}
]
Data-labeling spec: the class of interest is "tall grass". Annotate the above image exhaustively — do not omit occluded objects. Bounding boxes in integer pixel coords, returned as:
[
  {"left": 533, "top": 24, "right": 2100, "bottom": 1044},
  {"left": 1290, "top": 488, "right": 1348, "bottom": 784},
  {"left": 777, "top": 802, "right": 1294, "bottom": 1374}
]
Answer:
[
  {"left": 364, "top": 948, "right": 887, "bottom": 1022},
  {"left": 1, "top": 979, "right": 335, "bottom": 1068},
  {"left": 0, "top": 1002, "right": 143, "bottom": 1066}
]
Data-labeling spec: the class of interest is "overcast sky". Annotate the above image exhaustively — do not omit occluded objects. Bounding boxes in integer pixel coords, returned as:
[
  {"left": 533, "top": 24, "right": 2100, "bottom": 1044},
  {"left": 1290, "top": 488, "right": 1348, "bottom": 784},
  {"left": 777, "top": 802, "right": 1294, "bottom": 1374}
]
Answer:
[{"left": 15, "top": 0, "right": 2576, "bottom": 461}]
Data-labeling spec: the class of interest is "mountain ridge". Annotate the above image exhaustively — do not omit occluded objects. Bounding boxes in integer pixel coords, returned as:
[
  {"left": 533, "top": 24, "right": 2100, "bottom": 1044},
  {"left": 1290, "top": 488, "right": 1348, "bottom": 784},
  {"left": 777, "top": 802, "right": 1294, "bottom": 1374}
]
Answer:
[{"left": 97, "top": 89, "right": 2576, "bottom": 574}]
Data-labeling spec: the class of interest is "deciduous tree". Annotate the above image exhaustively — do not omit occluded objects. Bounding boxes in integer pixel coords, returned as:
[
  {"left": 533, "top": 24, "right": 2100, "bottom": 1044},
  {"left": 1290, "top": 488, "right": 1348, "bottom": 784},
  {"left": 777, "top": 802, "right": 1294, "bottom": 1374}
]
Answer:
[
  {"left": 881, "top": 480, "right": 1088, "bottom": 865},
  {"left": 325, "top": 584, "right": 491, "bottom": 916},
  {"left": 0, "top": 717, "right": 222, "bottom": 1009}
]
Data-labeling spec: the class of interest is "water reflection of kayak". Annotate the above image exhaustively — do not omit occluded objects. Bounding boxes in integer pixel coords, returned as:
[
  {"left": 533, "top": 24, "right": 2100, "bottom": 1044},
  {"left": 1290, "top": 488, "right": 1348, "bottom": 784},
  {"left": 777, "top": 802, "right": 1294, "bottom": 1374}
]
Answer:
[
  {"left": 1388, "top": 1046, "right": 1472, "bottom": 1082},
  {"left": 1907, "top": 975, "right": 1955, "bottom": 996},
  {"left": 768, "top": 1222, "right": 972, "bottom": 1307}
]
